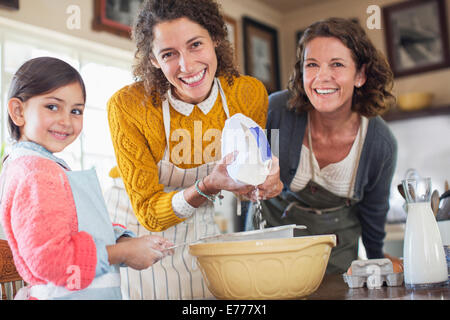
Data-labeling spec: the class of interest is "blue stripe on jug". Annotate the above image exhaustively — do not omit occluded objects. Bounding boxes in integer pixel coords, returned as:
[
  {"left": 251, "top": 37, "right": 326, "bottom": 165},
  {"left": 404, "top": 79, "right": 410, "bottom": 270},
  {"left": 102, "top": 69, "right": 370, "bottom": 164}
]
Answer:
[{"left": 249, "top": 127, "right": 272, "bottom": 162}]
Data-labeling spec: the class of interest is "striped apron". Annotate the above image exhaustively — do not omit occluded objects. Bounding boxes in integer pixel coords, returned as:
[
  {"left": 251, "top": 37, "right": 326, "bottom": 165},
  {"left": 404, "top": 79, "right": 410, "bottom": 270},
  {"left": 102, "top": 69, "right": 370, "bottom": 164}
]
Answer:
[{"left": 107, "top": 81, "right": 230, "bottom": 300}]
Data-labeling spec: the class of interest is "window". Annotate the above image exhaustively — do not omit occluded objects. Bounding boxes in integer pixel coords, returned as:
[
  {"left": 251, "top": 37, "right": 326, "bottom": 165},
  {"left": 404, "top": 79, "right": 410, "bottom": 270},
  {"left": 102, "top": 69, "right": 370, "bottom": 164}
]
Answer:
[{"left": 0, "top": 18, "right": 134, "bottom": 191}]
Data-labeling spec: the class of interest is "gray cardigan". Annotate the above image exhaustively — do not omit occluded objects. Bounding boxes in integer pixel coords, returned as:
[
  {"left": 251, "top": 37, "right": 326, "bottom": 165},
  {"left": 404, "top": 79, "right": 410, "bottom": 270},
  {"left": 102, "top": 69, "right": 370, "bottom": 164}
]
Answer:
[{"left": 267, "top": 90, "right": 398, "bottom": 258}]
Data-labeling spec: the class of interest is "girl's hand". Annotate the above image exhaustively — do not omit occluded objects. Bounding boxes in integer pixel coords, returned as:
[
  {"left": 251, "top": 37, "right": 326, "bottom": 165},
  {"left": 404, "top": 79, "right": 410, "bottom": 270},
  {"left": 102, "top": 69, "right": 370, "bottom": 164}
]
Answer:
[{"left": 108, "top": 235, "right": 174, "bottom": 270}]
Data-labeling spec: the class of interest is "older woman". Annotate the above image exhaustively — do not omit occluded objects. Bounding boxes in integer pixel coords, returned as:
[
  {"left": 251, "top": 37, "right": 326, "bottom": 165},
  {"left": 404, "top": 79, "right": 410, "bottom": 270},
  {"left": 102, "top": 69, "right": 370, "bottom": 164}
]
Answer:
[
  {"left": 252, "top": 18, "right": 398, "bottom": 274},
  {"left": 106, "top": 0, "right": 282, "bottom": 299}
]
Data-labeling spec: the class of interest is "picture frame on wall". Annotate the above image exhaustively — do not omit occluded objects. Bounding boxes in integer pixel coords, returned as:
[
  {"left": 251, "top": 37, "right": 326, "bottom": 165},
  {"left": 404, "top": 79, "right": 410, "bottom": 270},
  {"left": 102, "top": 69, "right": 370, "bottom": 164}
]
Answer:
[
  {"left": 224, "top": 15, "right": 239, "bottom": 65},
  {"left": 92, "top": 0, "right": 144, "bottom": 38},
  {"left": 243, "top": 16, "right": 280, "bottom": 94},
  {"left": 0, "top": 0, "right": 19, "bottom": 10},
  {"left": 382, "top": 0, "right": 450, "bottom": 78}
]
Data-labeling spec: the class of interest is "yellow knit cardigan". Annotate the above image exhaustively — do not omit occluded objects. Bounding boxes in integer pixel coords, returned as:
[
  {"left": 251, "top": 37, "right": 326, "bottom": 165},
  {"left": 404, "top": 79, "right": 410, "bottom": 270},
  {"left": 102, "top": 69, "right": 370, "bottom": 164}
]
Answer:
[{"left": 107, "top": 75, "right": 268, "bottom": 231}]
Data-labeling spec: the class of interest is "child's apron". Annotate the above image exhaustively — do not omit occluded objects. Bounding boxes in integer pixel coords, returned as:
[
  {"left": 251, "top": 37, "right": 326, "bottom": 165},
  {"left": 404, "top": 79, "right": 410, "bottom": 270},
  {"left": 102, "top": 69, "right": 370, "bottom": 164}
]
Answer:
[
  {"left": 6, "top": 143, "right": 121, "bottom": 300},
  {"left": 115, "top": 79, "right": 230, "bottom": 300}
]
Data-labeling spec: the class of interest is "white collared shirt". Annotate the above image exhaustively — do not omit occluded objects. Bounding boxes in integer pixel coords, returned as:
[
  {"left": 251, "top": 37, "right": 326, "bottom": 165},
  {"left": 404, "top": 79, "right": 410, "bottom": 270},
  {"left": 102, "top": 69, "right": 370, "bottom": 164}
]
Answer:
[
  {"left": 169, "top": 78, "right": 219, "bottom": 218},
  {"left": 167, "top": 78, "right": 219, "bottom": 116}
]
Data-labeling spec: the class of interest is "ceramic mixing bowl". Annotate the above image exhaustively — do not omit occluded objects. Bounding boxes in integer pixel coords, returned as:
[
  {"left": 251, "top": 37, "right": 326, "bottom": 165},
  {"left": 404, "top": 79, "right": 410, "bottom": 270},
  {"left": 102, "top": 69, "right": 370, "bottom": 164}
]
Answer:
[{"left": 189, "top": 234, "right": 336, "bottom": 300}]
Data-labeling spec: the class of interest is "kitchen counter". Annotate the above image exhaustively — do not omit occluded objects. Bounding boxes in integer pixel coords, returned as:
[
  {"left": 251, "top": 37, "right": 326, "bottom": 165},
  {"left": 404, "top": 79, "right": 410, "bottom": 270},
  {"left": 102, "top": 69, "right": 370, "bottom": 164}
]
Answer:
[{"left": 308, "top": 274, "right": 449, "bottom": 300}]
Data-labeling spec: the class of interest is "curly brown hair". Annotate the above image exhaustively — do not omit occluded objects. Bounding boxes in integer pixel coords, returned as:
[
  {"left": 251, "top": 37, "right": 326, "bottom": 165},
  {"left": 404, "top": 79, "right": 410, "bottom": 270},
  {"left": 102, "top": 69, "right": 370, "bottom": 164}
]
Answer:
[
  {"left": 288, "top": 17, "right": 395, "bottom": 117},
  {"left": 132, "top": 0, "right": 239, "bottom": 99}
]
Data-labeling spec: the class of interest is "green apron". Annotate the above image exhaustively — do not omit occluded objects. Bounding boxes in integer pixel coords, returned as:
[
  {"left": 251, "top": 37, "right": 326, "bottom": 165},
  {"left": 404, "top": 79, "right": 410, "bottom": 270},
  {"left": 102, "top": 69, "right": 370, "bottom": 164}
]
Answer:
[{"left": 258, "top": 113, "right": 364, "bottom": 274}]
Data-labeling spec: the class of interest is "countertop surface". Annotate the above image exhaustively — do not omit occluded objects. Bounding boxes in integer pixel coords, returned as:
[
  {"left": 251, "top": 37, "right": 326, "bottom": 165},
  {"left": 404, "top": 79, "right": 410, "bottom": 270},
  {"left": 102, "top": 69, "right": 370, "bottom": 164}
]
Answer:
[{"left": 308, "top": 274, "right": 450, "bottom": 300}]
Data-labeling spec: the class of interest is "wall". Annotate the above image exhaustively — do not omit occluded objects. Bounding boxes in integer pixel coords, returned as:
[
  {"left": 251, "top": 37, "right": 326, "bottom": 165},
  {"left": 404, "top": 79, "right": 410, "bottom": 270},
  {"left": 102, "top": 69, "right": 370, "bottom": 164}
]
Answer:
[
  {"left": 1, "top": 0, "right": 449, "bottom": 104},
  {"left": 218, "top": 0, "right": 284, "bottom": 74},
  {"left": 0, "top": 0, "right": 135, "bottom": 51},
  {"left": 0, "top": 0, "right": 284, "bottom": 75},
  {"left": 387, "top": 116, "right": 450, "bottom": 222}
]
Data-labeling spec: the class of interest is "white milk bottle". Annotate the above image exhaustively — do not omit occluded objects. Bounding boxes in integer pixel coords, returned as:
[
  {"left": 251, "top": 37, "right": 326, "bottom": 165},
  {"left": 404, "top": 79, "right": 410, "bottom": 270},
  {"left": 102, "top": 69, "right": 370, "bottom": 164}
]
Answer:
[{"left": 402, "top": 177, "right": 448, "bottom": 289}]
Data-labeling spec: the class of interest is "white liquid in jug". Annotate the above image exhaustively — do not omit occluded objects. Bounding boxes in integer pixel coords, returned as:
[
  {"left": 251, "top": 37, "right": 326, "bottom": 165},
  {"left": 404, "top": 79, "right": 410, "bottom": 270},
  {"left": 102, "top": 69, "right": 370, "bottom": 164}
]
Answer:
[{"left": 403, "top": 202, "right": 448, "bottom": 287}]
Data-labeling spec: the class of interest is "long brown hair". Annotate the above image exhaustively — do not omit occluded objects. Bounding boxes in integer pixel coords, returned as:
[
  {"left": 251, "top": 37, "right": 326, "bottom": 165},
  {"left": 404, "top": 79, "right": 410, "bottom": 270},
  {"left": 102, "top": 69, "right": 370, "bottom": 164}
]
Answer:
[
  {"left": 7, "top": 57, "right": 86, "bottom": 141},
  {"left": 132, "top": 0, "right": 239, "bottom": 100},
  {"left": 288, "top": 17, "right": 395, "bottom": 117}
]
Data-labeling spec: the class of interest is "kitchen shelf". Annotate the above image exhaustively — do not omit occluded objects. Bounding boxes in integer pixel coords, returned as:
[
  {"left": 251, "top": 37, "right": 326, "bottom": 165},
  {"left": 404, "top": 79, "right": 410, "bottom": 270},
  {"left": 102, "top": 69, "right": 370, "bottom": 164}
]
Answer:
[{"left": 382, "top": 104, "right": 450, "bottom": 122}]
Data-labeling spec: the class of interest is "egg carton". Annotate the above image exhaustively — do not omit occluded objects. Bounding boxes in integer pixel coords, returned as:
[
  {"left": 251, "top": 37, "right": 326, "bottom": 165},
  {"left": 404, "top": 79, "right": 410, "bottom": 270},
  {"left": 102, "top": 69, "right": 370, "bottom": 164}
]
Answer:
[
  {"left": 445, "top": 245, "right": 450, "bottom": 278},
  {"left": 342, "top": 258, "right": 404, "bottom": 289}
]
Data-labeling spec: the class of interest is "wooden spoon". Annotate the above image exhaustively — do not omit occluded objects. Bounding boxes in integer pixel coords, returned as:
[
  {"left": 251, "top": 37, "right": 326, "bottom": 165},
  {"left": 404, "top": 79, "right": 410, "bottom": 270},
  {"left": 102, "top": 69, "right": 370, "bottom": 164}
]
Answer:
[
  {"left": 431, "top": 190, "right": 440, "bottom": 217},
  {"left": 397, "top": 184, "right": 406, "bottom": 200}
]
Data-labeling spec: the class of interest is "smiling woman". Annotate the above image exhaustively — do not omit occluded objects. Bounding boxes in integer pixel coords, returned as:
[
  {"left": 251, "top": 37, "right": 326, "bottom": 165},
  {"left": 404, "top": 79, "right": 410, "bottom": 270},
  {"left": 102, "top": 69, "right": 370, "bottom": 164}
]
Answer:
[
  {"left": 302, "top": 37, "right": 366, "bottom": 117},
  {"left": 149, "top": 17, "right": 218, "bottom": 104},
  {"left": 254, "top": 17, "right": 399, "bottom": 275},
  {"left": 106, "top": 0, "right": 283, "bottom": 300}
]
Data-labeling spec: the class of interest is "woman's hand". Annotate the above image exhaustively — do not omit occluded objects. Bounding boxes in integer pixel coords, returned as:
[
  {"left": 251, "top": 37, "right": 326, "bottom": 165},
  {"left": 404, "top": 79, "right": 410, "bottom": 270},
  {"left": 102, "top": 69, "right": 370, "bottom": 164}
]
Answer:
[
  {"left": 203, "top": 151, "right": 255, "bottom": 195},
  {"left": 108, "top": 235, "right": 174, "bottom": 270},
  {"left": 246, "top": 156, "right": 283, "bottom": 202}
]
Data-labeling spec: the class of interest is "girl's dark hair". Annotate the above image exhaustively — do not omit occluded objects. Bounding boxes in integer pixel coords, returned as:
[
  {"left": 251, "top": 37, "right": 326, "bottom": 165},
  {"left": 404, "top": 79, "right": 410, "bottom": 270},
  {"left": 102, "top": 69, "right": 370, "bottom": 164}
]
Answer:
[
  {"left": 7, "top": 57, "right": 86, "bottom": 141},
  {"left": 288, "top": 17, "right": 395, "bottom": 117},
  {"left": 132, "top": 0, "right": 239, "bottom": 100}
]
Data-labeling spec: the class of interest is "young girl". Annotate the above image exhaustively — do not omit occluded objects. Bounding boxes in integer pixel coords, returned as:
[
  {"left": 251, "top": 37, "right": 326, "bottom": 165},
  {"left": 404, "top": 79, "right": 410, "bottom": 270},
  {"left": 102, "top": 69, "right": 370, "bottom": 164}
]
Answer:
[{"left": 0, "top": 57, "right": 174, "bottom": 300}]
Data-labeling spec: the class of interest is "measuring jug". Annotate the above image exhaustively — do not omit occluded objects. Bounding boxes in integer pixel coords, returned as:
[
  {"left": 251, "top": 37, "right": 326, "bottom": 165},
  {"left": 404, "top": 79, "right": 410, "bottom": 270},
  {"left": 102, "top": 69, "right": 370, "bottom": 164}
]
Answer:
[{"left": 221, "top": 113, "right": 272, "bottom": 186}]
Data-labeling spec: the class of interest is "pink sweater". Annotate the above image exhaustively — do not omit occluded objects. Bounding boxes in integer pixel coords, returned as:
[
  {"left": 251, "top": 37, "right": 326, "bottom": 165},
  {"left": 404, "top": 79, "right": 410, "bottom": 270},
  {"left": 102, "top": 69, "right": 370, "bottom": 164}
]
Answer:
[{"left": 0, "top": 155, "right": 97, "bottom": 290}]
